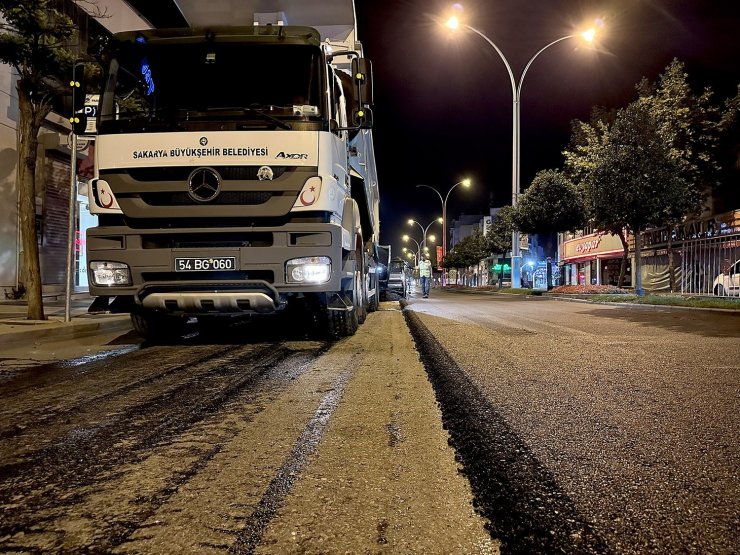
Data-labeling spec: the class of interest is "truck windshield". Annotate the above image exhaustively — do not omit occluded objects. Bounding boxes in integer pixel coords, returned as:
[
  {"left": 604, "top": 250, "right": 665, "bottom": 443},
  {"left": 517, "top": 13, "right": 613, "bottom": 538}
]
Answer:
[
  {"left": 389, "top": 262, "right": 406, "bottom": 273},
  {"left": 99, "top": 41, "right": 323, "bottom": 133}
]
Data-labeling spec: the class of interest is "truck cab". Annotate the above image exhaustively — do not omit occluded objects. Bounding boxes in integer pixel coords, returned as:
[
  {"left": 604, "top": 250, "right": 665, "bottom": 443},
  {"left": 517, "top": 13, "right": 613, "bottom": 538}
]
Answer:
[{"left": 82, "top": 23, "right": 380, "bottom": 340}]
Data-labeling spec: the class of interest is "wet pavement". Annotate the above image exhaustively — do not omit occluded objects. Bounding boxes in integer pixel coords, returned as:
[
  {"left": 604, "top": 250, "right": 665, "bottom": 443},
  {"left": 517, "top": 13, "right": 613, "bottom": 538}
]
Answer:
[{"left": 404, "top": 288, "right": 740, "bottom": 554}]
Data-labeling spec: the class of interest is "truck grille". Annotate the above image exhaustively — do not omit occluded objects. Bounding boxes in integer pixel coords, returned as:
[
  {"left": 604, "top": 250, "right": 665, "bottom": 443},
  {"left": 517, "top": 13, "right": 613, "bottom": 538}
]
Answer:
[
  {"left": 140, "top": 191, "right": 274, "bottom": 206},
  {"left": 142, "top": 232, "right": 273, "bottom": 249}
]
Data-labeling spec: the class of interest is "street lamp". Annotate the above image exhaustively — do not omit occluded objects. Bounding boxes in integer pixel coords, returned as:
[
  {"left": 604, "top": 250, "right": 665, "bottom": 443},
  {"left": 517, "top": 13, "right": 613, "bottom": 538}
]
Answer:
[
  {"left": 402, "top": 234, "right": 423, "bottom": 264},
  {"left": 446, "top": 9, "right": 598, "bottom": 288},
  {"left": 416, "top": 179, "right": 471, "bottom": 262},
  {"left": 408, "top": 217, "right": 443, "bottom": 249}
]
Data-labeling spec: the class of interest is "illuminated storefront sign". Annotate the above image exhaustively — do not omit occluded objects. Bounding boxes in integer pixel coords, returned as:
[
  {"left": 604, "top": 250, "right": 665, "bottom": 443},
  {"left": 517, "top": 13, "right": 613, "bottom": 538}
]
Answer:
[{"left": 563, "top": 232, "right": 625, "bottom": 261}]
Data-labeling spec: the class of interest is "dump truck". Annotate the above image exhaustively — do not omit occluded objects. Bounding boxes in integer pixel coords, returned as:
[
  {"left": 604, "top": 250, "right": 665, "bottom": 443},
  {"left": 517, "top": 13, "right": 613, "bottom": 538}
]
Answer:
[{"left": 79, "top": 4, "right": 380, "bottom": 340}]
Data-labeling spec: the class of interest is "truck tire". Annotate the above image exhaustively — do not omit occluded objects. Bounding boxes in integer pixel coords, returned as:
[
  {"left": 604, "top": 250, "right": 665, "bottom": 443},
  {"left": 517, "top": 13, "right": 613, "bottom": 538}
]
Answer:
[
  {"left": 326, "top": 238, "right": 364, "bottom": 339},
  {"left": 131, "top": 311, "right": 186, "bottom": 343},
  {"left": 355, "top": 240, "right": 368, "bottom": 325},
  {"left": 368, "top": 272, "right": 379, "bottom": 312}
]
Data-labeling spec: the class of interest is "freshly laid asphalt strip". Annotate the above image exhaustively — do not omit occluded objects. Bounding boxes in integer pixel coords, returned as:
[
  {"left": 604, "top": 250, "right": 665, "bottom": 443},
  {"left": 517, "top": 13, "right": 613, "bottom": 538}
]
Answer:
[{"left": 403, "top": 308, "right": 611, "bottom": 555}]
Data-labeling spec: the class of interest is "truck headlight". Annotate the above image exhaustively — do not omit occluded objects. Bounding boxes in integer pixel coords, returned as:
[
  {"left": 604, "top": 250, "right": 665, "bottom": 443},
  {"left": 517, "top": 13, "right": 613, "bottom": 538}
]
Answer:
[
  {"left": 286, "top": 256, "right": 331, "bottom": 284},
  {"left": 90, "top": 261, "right": 132, "bottom": 286}
]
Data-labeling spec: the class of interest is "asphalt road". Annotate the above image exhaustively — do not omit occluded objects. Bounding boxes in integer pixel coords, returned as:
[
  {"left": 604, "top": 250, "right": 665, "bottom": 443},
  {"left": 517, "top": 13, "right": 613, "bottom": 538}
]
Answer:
[
  {"left": 0, "top": 303, "right": 494, "bottom": 554},
  {"left": 0, "top": 290, "right": 737, "bottom": 554},
  {"left": 404, "top": 288, "right": 740, "bottom": 554}
]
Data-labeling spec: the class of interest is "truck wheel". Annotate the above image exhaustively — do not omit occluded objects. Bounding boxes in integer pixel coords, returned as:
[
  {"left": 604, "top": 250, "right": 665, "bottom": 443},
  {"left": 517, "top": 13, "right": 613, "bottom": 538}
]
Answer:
[
  {"left": 355, "top": 241, "right": 368, "bottom": 325},
  {"left": 131, "top": 311, "right": 186, "bottom": 343},
  {"left": 327, "top": 239, "right": 364, "bottom": 339},
  {"left": 714, "top": 284, "right": 725, "bottom": 296},
  {"left": 368, "top": 272, "right": 379, "bottom": 312}
]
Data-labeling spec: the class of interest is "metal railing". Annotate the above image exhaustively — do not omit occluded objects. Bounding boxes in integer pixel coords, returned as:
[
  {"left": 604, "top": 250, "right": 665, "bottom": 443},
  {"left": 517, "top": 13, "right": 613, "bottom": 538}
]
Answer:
[{"left": 680, "top": 231, "right": 740, "bottom": 297}]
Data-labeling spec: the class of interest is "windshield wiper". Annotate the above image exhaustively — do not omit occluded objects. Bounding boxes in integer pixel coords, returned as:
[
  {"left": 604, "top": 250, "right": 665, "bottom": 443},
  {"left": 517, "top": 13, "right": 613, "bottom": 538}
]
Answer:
[{"left": 205, "top": 106, "right": 292, "bottom": 130}]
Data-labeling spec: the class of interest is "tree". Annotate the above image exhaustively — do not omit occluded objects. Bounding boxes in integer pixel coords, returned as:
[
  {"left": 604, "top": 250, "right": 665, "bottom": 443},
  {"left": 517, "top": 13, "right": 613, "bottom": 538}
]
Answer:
[
  {"left": 564, "top": 109, "right": 635, "bottom": 285},
  {"left": 459, "top": 229, "right": 490, "bottom": 268},
  {"left": 441, "top": 229, "right": 490, "bottom": 273},
  {"left": 0, "top": 0, "right": 77, "bottom": 319},
  {"left": 513, "top": 169, "right": 588, "bottom": 234},
  {"left": 485, "top": 205, "right": 515, "bottom": 255},
  {"left": 440, "top": 248, "right": 464, "bottom": 271},
  {"left": 637, "top": 59, "right": 722, "bottom": 193},
  {"left": 585, "top": 102, "right": 691, "bottom": 295},
  {"left": 513, "top": 170, "right": 587, "bottom": 290},
  {"left": 636, "top": 59, "right": 723, "bottom": 290}
]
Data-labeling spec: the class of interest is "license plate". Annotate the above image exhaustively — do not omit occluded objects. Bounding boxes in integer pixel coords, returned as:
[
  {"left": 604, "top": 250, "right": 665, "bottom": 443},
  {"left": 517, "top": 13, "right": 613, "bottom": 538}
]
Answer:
[{"left": 175, "top": 257, "right": 237, "bottom": 272}]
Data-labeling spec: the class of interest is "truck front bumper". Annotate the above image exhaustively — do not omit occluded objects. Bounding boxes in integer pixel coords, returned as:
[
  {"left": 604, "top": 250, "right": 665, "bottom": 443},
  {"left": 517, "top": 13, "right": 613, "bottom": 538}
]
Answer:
[{"left": 86, "top": 221, "right": 348, "bottom": 314}]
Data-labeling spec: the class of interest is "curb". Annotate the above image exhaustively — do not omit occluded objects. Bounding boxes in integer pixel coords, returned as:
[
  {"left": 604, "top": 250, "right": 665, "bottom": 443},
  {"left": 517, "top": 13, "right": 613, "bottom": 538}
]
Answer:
[
  {"left": 441, "top": 287, "right": 740, "bottom": 313},
  {"left": 0, "top": 315, "right": 132, "bottom": 346},
  {"left": 546, "top": 295, "right": 740, "bottom": 314}
]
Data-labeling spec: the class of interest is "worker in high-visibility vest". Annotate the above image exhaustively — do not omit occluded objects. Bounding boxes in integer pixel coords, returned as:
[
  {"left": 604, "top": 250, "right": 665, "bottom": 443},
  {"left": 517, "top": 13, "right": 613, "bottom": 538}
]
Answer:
[{"left": 418, "top": 254, "right": 432, "bottom": 298}]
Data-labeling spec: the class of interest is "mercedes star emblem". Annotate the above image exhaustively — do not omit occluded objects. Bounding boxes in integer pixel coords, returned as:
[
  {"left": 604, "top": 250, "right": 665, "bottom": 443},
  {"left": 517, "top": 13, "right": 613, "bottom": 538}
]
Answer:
[{"left": 187, "top": 167, "right": 221, "bottom": 202}]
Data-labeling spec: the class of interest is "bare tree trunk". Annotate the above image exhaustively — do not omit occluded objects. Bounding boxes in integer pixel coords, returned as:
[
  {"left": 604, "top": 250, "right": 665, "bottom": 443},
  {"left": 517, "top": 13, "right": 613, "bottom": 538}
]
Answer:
[
  {"left": 17, "top": 89, "right": 47, "bottom": 320},
  {"left": 634, "top": 229, "right": 645, "bottom": 296},
  {"left": 667, "top": 234, "right": 676, "bottom": 293},
  {"left": 617, "top": 230, "right": 629, "bottom": 287}
]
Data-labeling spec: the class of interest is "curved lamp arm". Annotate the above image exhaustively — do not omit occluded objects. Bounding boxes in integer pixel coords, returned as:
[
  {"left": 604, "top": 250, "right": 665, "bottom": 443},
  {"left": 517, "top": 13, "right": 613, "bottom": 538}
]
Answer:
[{"left": 518, "top": 35, "right": 574, "bottom": 98}]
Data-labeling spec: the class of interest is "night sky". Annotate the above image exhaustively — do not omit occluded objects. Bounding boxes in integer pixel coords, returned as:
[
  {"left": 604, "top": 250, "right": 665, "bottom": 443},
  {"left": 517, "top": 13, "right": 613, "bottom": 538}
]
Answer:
[{"left": 354, "top": 0, "right": 740, "bottom": 258}]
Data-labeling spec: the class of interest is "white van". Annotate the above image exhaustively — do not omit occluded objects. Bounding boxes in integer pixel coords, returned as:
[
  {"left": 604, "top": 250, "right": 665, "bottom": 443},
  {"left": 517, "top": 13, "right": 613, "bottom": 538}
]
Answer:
[{"left": 713, "top": 259, "right": 740, "bottom": 296}]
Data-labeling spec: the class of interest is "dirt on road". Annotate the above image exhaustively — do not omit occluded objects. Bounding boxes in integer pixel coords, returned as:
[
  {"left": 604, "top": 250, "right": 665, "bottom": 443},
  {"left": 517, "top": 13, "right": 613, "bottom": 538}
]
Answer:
[{"left": 0, "top": 303, "right": 496, "bottom": 554}]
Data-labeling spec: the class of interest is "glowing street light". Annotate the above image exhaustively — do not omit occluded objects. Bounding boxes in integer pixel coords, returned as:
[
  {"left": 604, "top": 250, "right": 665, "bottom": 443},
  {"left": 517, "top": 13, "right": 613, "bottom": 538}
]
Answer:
[
  {"left": 445, "top": 6, "right": 600, "bottom": 288},
  {"left": 402, "top": 234, "right": 424, "bottom": 264},
  {"left": 415, "top": 179, "right": 471, "bottom": 262},
  {"left": 408, "top": 217, "right": 443, "bottom": 250}
]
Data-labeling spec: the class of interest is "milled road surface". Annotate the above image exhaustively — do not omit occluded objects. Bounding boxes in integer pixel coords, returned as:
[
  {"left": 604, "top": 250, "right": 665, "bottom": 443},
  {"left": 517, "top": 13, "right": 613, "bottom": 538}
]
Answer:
[
  {"left": 2, "top": 290, "right": 738, "bottom": 554},
  {"left": 404, "top": 289, "right": 740, "bottom": 554},
  {"left": 0, "top": 303, "right": 495, "bottom": 554}
]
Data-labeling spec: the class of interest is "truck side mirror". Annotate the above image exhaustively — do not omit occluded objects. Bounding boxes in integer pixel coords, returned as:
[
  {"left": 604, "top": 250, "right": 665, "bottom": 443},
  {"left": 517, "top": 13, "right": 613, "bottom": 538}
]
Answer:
[{"left": 351, "top": 58, "right": 373, "bottom": 107}]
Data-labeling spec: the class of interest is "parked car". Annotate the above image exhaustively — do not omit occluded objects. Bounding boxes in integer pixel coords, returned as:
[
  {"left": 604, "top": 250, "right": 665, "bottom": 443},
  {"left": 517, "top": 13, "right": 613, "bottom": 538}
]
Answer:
[
  {"left": 387, "top": 258, "right": 409, "bottom": 298},
  {"left": 713, "top": 259, "right": 740, "bottom": 296}
]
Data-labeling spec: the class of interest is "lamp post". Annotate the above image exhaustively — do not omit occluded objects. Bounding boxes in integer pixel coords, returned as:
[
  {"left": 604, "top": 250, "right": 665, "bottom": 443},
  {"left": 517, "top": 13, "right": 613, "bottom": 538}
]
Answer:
[
  {"left": 416, "top": 179, "right": 471, "bottom": 262},
  {"left": 446, "top": 12, "right": 596, "bottom": 288},
  {"left": 408, "top": 217, "right": 442, "bottom": 249},
  {"left": 402, "top": 235, "right": 429, "bottom": 265}
]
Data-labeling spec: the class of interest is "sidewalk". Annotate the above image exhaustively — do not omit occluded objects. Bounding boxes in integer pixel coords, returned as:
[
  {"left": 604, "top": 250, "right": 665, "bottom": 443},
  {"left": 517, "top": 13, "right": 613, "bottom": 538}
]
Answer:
[{"left": 0, "top": 293, "right": 131, "bottom": 347}]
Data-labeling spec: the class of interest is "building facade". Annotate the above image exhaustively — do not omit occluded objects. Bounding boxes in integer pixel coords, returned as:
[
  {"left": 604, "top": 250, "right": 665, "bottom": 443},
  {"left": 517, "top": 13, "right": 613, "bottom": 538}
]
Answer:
[
  {"left": 0, "top": 1, "right": 149, "bottom": 296},
  {"left": 560, "top": 231, "right": 630, "bottom": 286},
  {"left": 557, "top": 209, "right": 740, "bottom": 295}
]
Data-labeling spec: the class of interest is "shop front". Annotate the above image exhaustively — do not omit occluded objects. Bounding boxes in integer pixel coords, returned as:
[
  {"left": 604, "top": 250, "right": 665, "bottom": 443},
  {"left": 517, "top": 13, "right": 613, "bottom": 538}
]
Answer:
[{"left": 561, "top": 232, "right": 630, "bottom": 286}]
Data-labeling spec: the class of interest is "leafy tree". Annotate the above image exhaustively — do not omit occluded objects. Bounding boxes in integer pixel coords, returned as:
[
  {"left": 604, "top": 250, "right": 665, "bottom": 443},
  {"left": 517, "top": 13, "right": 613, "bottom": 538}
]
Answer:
[
  {"left": 460, "top": 229, "right": 490, "bottom": 268},
  {"left": 442, "top": 229, "right": 490, "bottom": 271},
  {"left": 637, "top": 59, "right": 722, "bottom": 193},
  {"left": 485, "top": 205, "right": 515, "bottom": 255},
  {"left": 636, "top": 59, "right": 723, "bottom": 290},
  {"left": 512, "top": 170, "right": 587, "bottom": 290},
  {"left": 440, "top": 248, "right": 463, "bottom": 270},
  {"left": 513, "top": 169, "right": 588, "bottom": 234},
  {"left": 0, "top": 0, "right": 77, "bottom": 319},
  {"left": 563, "top": 107, "right": 614, "bottom": 187},
  {"left": 584, "top": 102, "right": 691, "bottom": 295}
]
